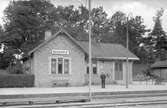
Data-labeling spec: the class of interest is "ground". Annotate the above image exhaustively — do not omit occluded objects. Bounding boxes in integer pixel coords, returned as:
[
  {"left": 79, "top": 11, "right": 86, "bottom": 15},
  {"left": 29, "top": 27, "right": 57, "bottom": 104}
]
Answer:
[
  {"left": 1, "top": 82, "right": 167, "bottom": 95},
  {"left": 117, "top": 104, "right": 167, "bottom": 108},
  {"left": 1, "top": 82, "right": 167, "bottom": 107}
]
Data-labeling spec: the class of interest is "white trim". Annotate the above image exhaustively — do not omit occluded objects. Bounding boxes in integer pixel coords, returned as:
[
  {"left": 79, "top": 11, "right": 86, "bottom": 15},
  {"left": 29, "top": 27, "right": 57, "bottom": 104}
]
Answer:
[
  {"left": 123, "top": 62, "right": 125, "bottom": 81},
  {"left": 112, "top": 62, "right": 115, "bottom": 80},
  {"left": 62, "top": 58, "right": 64, "bottom": 74},
  {"left": 49, "top": 57, "right": 58, "bottom": 74},
  {"left": 63, "top": 57, "right": 71, "bottom": 75},
  {"left": 52, "top": 50, "right": 69, "bottom": 55},
  {"left": 69, "top": 58, "right": 71, "bottom": 75},
  {"left": 97, "top": 61, "right": 99, "bottom": 75},
  {"left": 56, "top": 58, "right": 58, "bottom": 74},
  {"left": 49, "top": 57, "right": 52, "bottom": 74},
  {"left": 95, "top": 57, "right": 139, "bottom": 60}
]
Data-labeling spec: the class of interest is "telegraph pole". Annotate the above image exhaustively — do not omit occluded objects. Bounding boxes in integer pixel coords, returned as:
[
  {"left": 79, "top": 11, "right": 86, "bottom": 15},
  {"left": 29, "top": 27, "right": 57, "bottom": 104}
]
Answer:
[
  {"left": 126, "top": 13, "right": 132, "bottom": 88},
  {"left": 126, "top": 16, "right": 129, "bottom": 88},
  {"left": 88, "top": 0, "right": 92, "bottom": 101}
]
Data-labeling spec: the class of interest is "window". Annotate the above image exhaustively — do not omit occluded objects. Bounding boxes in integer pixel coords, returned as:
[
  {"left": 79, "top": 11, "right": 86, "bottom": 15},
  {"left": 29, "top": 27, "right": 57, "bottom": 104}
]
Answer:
[
  {"left": 64, "top": 59, "right": 69, "bottom": 74},
  {"left": 115, "top": 61, "right": 123, "bottom": 80},
  {"left": 51, "top": 58, "right": 57, "bottom": 74},
  {"left": 58, "top": 58, "right": 63, "bottom": 74},
  {"left": 50, "top": 57, "right": 70, "bottom": 74},
  {"left": 93, "top": 67, "right": 97, "bottom": 74},
  {"left": 93, "top": 64, "right": 97, "bottom": 74},
  {"left": 86, "top": 61, "right": 97, "bottom": 75},
  {"left": 87, "top": 66, "right": 89, "bottom": 74}
]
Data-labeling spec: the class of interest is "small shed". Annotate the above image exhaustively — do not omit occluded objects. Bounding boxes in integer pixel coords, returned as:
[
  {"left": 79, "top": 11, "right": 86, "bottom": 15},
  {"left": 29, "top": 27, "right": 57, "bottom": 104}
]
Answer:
[{"left": 151, "top": 60, "right": 167, "bottom": 81}]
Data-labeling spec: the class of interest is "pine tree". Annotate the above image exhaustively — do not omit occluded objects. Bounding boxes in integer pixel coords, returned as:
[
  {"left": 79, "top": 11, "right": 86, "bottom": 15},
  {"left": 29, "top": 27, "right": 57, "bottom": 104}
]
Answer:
[{"left": 148, "top": 8, "right": 167, "bottom": 61}]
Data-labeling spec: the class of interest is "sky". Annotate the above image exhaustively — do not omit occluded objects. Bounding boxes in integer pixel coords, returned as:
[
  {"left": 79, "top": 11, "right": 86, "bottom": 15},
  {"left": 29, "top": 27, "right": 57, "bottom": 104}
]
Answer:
[{"left": 0, "top": 0, "right": 167, "bottom": 32}]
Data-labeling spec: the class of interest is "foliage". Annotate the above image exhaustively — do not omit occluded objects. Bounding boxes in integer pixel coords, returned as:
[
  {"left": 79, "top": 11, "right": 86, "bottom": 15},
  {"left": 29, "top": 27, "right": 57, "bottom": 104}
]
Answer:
[
  {"left": 0, "top": 0, "right": 150, "bottom": 68},
  {"left": 48, "top": 5, "right": 111, "bottom": 41},
  {"left": 142, "top": 66, "right": 164, "bottom": 84},
  {"left": 142, "top": 66, "right": 154, "bottom": 79},
  {"left": 109, "top": 12, "right": 149, "bottom": 63},
  {"left": 3, "top": 0, "right": 55, "bottom": 57},
  {"left": 0, "top": 0, "right": 55, "bottom": 69},
  {"left": 144, "top": 8, "right": 167, "bottom": 62},
  {"left": 7, "top": 60, "right": 23, "bottom": 74},
  {"left": 0, "top": 74, "right": 34, "bottom": 88},
  {"left": 0, "top": 53, "right": 13, "bottom": 69}
]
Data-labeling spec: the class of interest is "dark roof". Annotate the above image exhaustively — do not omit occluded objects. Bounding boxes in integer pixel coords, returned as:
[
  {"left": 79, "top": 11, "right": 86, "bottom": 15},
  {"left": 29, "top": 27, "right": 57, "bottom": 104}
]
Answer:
[
  {"left": 151, "top": 60, "right": 167, "bottom": 69},
  {"left": 77, "top": 41, "right": 138, "bottom": 60},
  {"left": 29, "top": 29, "right": 139, "bottom": 60}
]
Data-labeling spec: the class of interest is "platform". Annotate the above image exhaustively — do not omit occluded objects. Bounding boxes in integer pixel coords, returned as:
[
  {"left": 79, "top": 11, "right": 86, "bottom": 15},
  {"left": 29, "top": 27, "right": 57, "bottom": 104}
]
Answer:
[{"left": 1, "top": 84, "right": 167, "bottom": 95}]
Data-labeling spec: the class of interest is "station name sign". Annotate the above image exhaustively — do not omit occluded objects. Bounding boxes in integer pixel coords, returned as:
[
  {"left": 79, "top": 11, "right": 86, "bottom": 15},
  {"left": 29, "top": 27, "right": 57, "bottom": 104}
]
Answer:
[{"left": 52, "top": 50, "right": 69, "bottom": 55}]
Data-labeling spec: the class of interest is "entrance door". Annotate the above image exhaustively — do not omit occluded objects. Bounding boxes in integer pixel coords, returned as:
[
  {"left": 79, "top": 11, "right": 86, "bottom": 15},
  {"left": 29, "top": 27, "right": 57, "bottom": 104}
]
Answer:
[{"left": 114, "top": 61, "right": 123, "bottom": 81}]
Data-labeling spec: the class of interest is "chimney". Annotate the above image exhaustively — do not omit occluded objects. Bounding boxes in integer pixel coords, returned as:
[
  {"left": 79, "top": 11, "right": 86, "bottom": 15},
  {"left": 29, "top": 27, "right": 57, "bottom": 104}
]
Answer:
[{"left": 45, "top": 30, "right": 52, "bottom": 40}]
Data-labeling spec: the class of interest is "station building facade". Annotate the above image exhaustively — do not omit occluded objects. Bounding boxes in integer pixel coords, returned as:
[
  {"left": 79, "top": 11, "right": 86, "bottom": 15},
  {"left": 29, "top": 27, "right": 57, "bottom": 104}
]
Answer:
[{"left": 28, "top": 29, "right": 139, "bottom": 87}]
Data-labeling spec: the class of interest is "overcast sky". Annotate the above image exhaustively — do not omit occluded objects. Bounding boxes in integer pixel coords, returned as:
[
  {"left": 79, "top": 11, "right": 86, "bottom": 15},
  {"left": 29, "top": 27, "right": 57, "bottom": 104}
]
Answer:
[{"left": 0, "top": 0, "right": 167, "bottom": 31}]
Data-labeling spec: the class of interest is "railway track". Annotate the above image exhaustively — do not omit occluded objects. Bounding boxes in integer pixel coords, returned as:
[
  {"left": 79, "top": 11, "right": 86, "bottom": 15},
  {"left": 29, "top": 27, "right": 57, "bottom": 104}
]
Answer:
[
  {"left": 1, "top": 90, "right": 167, "bottom": 107},
  {"left": 2, "top": 98, "right": 167, "bottom": 108}
]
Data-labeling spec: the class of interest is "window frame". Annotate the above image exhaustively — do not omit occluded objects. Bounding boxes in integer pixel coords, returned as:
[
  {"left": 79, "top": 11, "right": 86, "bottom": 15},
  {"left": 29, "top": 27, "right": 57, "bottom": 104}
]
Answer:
[
  {"left": 64, "top": 58, "right": 70, "bottom": 74},
  {"left": 86, "top": 61, "right": 97, "bottom": 75},
  {"left": 49, "top": 56, "right": 71, "bottom": 75},
  {"left": 51, "top": 58, "right": 57, "bottom": 74},
  {"left": 92, "top": 63, "right": 97, "bottom": 75}
]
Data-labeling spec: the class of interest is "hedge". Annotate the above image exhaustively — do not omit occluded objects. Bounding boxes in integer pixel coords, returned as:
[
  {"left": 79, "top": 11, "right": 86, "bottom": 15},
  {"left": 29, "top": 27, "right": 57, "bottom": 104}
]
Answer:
[{"left": 0, "top": 74, "right": 34, "bottom": 88}]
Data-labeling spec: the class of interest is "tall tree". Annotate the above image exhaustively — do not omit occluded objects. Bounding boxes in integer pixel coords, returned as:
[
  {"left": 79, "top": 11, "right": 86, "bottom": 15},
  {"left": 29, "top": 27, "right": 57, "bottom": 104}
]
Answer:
[
  {"left": 1, "top": 2, "right": 112, "bottom": 67},
  {"left": 1, "top": 1, "right": 149, "bottom": 67},
  {"left": 145, "top": 8, "right": 167, "bottom": 61},
  {"left": 48, "top": 5, "right": 111, "bottom": 41},
  {"left": 3, "top": 0, "right": 54, "bottom": 57},
  {"left": 109, "top": 11, "right": 148, "bottom": 63}
]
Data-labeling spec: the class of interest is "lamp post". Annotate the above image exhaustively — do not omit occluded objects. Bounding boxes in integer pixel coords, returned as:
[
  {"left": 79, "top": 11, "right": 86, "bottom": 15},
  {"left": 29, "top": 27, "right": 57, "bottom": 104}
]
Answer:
[
  {"left": 126, "top": 13, "right": 132, "bottom": 88},
  {"left": 126, "top": 16, "right": 129, "bottom": 88},
  {"left": 88, "top": 0, "right": 92, "bottom": 101}
]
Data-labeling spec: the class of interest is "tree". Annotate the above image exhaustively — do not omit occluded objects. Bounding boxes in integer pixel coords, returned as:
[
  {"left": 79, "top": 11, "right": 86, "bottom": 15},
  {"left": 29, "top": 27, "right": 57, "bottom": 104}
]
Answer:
[
  {"left": 1, "top": 2, "right": 112, "bottom": 67},
  {"left": 3, "top": 0, "right": 55, "bottom": 58},
  {"left": 48, "top": 5, "right": 111, "bottom": 41},
  {"left": 109, "top": 11, "right": 148, "bottom": 63},
  {"left": 144, "top": 8, "right": 167, "bottom": 61},
  {"left": 1, "top": 1, "right": 149, "bottom": 67}
]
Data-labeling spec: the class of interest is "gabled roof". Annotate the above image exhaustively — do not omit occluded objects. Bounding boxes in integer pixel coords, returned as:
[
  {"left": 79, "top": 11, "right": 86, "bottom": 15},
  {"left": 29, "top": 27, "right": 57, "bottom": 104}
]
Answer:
[
  {"left": 29, "top": 29, "right": 86, "bottom": 55},
  {"left": 29, "top": 29, "right": 139, "bottom": 60}
]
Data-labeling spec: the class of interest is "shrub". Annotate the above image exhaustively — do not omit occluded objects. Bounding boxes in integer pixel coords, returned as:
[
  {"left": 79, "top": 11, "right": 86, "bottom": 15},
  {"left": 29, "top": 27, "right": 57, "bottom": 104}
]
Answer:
[
  {"left": 7, "top": 60, "right": 23, "bottom": 74},
  {"left": 142, "top": 67, "right": 155, "bottom": 80},
  {"left": 0, "top": 74, "right": 34, "bottom": 88}
]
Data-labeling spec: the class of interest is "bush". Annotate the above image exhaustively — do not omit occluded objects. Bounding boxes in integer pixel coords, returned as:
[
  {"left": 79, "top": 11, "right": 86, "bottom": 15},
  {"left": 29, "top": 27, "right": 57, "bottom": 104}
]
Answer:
[
  {"left": 0, "top": 74, "right": 34, "bottom": 88},
  {"left": 7, "top": 60, "right": 23, "bottom": 74},
  {"left": 142, "top": 67, "right": 155, "bottom": 80}
]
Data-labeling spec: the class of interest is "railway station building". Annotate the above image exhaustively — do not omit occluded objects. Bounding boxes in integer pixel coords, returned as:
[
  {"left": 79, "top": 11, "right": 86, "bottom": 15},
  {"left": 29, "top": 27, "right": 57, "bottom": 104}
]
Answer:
[{"left": 27, "top": 29, "right": 139, "bottom": 87}]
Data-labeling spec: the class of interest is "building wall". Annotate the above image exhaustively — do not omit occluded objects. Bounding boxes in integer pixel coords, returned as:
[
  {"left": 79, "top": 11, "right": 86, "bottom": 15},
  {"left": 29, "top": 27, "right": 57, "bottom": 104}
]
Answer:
[
  {"left": 33, "top": 34, "right": 86, "bottom": 87},
  {"left": 133, "top": 63, "right": 149, "bottom": 81},
  {"left": 123, "top": 61, "right": 133, "bottom": 84},
  {"left": 85, "top": 60, "right": 133, "bottom": 85},
  {"left": 22, "top": 59, "right": 32, "bottom": 74},
  {"left": 84, "top": 60, "right": 114, "bottom": 85},
  {"left": 30, "top": 33, "right": 134, "bottom": 87},
  {"left": 98, "top": 61, "right": 114, "bottom": 84},
  {"left": 153, "top": 69, "right": 167, "bottom": 81}
]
